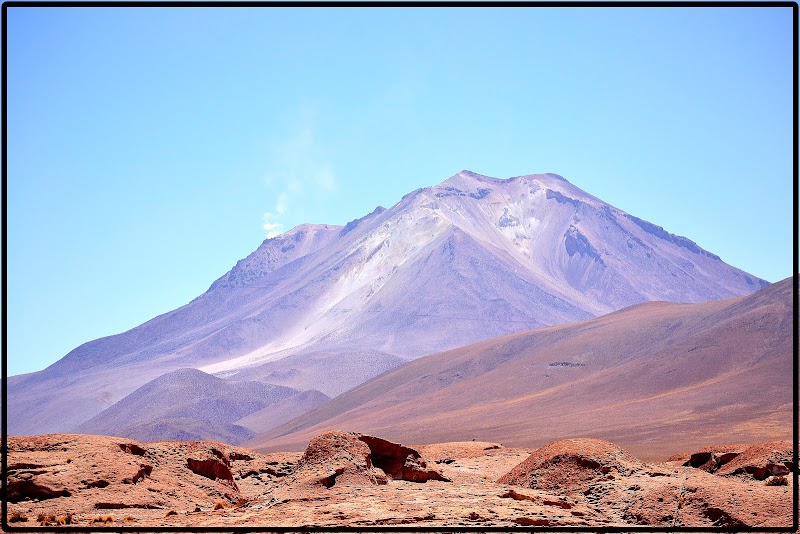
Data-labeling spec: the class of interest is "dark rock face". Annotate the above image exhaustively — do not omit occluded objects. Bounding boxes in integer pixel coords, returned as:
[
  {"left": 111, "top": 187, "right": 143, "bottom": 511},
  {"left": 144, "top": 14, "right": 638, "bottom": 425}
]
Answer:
[
  {"left": 546, "top": 189, "right": 582, "bottom": 207},
  {"left": 677, "top": 441, "right": 794, "bottom": 481},
  {"left": 187, "top": 457, "right": 235, "bottom": 486},
  {"left": 7, "top": 480, "right": 71, "bottom": 502},
  {"left": 498, "top": 208, "right": 520, "bottom": 227},
  {"left": 625, "top": 214, "right": 721, "bottom": 261},
  {"left": 469, "top": 188, "right": 491, "bottom": 200},
  {"left": 565, "top": 226, "right": 605, "bottom": 266},
  {"left": 685, "top": 450, "right": 742, "bottom": 472},
  {"left": 119, "top": 443, "right": 147, "bottom": 456},
  {"left": 122, "top": 464, "right": 153, "bottom": 484},
  {"left": 357, "top": 435, "right": 449, "bottom": 483},
  {"left": 339, "top": 206, "right": 386, "bottom": 236}
]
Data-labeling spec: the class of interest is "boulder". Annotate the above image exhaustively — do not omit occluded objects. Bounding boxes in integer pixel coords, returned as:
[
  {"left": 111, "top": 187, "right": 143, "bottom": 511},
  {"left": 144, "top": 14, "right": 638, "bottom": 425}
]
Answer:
[
  {"left": 282, "top": 431, "right": 449, "bottom": 490},
  {"left": 498, "top": 438, "right": 644, "bottom": 492},
  {"left": 667, "top": 444, "right": 745, "bottom": 473},
  {"left": 715, "top": 441, "right": 793, "bottom": 480}
]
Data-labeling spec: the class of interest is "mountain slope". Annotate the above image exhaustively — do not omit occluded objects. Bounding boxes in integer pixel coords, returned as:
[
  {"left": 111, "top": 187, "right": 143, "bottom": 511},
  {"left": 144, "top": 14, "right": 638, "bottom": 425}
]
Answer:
[
  {"left": 8, "top": 170, "right": 768, "bottom": 436},
  {"left": 77, "top": 368, "right": 330, "bottom": 444},
  {"left": 247, "top": 277, "right": 793, "bottom": 459}
]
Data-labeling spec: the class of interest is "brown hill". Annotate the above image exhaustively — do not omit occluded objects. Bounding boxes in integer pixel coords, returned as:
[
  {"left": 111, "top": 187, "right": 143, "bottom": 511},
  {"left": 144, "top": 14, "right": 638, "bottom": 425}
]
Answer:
[{"left": 249, "top": 277, "right": 793, "bottom": 460}]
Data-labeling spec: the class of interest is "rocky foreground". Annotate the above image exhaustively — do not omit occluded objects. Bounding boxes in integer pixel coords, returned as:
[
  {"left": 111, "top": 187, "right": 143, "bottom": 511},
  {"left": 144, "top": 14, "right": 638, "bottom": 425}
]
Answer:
[{"left": 5, "top": 432, "right": 793, "bottom": 528}]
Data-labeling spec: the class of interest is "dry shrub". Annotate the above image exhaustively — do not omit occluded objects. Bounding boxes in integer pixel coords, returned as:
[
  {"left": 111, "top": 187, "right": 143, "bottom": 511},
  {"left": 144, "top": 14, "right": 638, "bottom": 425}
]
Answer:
[
  {"left": 766, "top": 475, "right": 789, "bottom": 486},
  {"left": 8, "top": 511, "right": 28, "bottom": 523},
  {"left": 37, "top": 513, "right": 56, "bottom": 526},
  {"left": 213, "top": 501, "right": 226, "bottom": 510},
  {"left": 123, "top": 515, "right": 135, "bottom": 522}
]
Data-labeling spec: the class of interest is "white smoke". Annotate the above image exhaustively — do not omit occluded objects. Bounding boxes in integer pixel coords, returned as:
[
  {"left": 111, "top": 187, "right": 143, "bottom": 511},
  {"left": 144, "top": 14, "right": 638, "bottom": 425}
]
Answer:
[{"left": 262, "top": 121, "right": 336, "bottom": 239}]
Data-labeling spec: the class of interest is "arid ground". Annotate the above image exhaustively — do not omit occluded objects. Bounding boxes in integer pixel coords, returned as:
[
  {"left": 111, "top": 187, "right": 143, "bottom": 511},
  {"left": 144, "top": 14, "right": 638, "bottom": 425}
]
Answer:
[{"left": 5, "top": 432, "right": 793, "bottom": 528}]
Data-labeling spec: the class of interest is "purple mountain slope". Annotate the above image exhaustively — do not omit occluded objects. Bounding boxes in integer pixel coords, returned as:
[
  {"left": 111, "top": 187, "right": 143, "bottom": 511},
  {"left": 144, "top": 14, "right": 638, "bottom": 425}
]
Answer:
[
  {"left": 8, "top": 171, "right": 767, "bottom": 439},
  {"left": 77, "top": 368, "right": 329, "bottom": 445}
]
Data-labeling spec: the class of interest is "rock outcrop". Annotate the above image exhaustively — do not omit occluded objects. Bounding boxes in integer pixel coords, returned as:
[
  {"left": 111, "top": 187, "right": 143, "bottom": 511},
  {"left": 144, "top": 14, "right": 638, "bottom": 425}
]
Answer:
[
  {"left": 670, "top": 441, "right": 794, "bottom": 481},
  {"left": 280, "top": 431, "right": 449, "bottom": 490},
  {"left": 497, "top": 438, "right": 644, "bottom": 491},
  {"left": 5, "top": 433, "right": 792, "bottom": 528},
  {"left": 186, "top": 447, "right": 236, "bottom": 487},
  {"left": 667, "top": 444, "right": 746, "bottom": 473},
  {"left": 5, "top": 434, "right": 295, "bottom": 516},
  {"left": 714, "top": 441, "right": 793, "bottom": 480},
  {"left": 497, "top": 438, "right": 792, "bottom": 528}
]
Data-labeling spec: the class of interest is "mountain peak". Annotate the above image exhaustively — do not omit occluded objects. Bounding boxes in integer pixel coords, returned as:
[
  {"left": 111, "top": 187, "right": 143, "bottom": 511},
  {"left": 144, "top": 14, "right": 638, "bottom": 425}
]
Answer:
[
  {"left": 8, "top": 169, "right": 770, "bottom": 439},
  {"left": 445, "top": 170, "right": 571, "bottom": 189},
  {"left": 457, "top": 169, "right": 494, "bottom": 180},
  {"left": 436, "top": 170, "right": 499, "bottom": 193}
]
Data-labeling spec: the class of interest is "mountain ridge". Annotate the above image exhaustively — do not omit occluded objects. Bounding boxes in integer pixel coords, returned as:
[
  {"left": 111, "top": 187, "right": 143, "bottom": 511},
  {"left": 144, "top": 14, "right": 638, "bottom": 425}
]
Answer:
[{"left": 8, "top": 170, "right": 768, "bottom": 438}]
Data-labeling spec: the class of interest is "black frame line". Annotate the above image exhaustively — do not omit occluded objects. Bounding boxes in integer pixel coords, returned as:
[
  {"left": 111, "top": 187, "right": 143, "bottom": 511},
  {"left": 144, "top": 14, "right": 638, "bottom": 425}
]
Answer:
[{"left": 1, "top": 1, "right": 797, "bottom": 532}]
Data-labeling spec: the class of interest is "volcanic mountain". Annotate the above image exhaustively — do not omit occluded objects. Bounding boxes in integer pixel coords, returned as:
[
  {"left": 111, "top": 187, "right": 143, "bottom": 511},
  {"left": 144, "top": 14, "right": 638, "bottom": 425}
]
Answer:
[
  {"left": 8, "top": 170, "right": 768, "bottom": 439},
  {"left": 249, "top": 276, "right": 793, "bottom": 460}
]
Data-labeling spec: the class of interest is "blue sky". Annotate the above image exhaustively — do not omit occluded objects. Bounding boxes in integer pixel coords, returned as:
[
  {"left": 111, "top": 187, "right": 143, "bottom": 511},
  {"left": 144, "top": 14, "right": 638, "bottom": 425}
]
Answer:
[{"left": 7, "top": 6, "right": 794, "bottom": 376}]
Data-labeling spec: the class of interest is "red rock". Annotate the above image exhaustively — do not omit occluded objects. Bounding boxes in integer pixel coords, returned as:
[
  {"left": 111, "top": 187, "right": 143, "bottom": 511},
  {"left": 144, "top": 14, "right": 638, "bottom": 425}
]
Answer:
[
  {"left": 626, "top": 469, "right": 791, "bottom": 527},
  {"left": 279, "top": 431, "right": 449, "bottom": 491},
  {"left": 358, "top": 434, "right": 448, "bottom": 483},
  {"left": 715, "top": 441, "right": 793, "bottom": 480},
  {"left": 497, "top": 438, "right": 644, "bottom": 492},
  {"left": 667, "top": 444, "right": 746, "bottom": 473},
  {"left": 4, "top": 433, "right": 792, "bottom": 528}
]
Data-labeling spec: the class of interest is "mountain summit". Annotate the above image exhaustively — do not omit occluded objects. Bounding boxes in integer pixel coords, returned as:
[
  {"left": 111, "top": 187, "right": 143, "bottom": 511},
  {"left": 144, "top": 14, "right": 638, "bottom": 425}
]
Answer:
[{"left": 8, "top": 171, "right": 767, "bottom": 438}]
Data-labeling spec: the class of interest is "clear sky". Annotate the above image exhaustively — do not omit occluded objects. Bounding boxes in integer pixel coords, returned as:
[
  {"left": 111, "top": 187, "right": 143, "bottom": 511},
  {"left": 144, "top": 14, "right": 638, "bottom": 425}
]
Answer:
[{"left": 7, "top": 6, "right": 794, "bottom": 376}]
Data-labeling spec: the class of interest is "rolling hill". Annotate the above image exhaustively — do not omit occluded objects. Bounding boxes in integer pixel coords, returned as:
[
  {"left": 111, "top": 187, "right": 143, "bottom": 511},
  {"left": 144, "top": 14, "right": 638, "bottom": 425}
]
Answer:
[{"left": 248, "top": 277, "right": 793, "bottom": 460}]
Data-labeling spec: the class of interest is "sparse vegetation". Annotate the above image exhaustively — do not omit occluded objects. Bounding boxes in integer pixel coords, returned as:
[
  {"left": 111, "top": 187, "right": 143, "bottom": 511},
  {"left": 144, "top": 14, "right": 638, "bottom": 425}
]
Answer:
[
  {"left": 214, "top": 501, "right": 226, "bottom": 510},
  {"left": 7, "top": 511, "right": 28, "bottom": 523},
  {"left": 766, "top": 475, "right": 788, "bottom": 486},
  {"left": 123, "top": 515, "right": 135, "bottom": 522},
  {"left": 36, "top": 513, "right": 56, "bottom": 526},
  {"left": 89, "top": 514, "right": 114, "bottom": 524}
]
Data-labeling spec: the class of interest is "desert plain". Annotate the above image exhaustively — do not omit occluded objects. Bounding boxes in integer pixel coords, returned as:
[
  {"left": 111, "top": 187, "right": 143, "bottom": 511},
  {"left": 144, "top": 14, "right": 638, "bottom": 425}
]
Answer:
[{"left": 4, "top": 430, "right": 794, "bottom": 529}]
